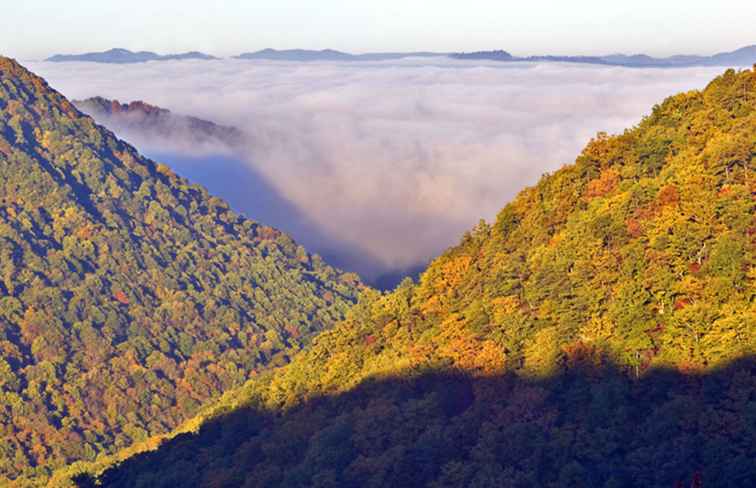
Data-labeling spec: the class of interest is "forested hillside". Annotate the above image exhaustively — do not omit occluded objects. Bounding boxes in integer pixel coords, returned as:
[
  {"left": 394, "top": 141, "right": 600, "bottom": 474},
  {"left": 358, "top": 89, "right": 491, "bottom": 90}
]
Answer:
[
  {"left": 69, "top": 67, "right": 755, "bottom": 488},
  {"left": 0, "top": 57, "right": 360, "bottom": 484}
]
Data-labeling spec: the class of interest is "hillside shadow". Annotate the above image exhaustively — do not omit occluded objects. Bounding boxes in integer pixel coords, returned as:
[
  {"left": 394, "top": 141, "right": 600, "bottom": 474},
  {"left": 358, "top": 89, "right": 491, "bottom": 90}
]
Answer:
[
  {"left": 148, "top": 152, "right": 405, "bottom": 288},
  {"left": 74, "top": 356, "right": 756, "bottom": 488},
  {"left": 370, "top": 263, "right": 428, "bottom": 291}
]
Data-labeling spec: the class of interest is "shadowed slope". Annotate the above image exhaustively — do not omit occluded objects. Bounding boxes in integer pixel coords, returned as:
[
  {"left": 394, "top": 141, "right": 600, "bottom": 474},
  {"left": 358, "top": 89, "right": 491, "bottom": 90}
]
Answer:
[{"left": 73, "top": 358, "right": 756, "bottom": 488}]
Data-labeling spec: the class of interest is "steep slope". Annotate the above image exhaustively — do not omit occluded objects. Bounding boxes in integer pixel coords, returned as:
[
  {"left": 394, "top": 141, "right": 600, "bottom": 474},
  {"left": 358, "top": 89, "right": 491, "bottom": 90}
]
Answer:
[
  {"left": 68, "top": 68, "right": 755, "bottom": 488},
  {"left": 0, "top": 57, "right": 361, "bottom": 483}
]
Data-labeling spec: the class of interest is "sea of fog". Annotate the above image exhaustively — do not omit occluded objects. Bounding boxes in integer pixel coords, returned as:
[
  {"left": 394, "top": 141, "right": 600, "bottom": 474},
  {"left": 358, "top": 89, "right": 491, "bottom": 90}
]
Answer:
[{"left": 27, "top": 58, "right": 729, "bottom": 287}]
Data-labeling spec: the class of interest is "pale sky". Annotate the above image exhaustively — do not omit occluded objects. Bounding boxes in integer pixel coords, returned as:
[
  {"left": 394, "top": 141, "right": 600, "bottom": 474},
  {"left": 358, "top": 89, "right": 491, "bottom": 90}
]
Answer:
[{"left": 3, "top": 0, "right": 756, "bottom": 60}]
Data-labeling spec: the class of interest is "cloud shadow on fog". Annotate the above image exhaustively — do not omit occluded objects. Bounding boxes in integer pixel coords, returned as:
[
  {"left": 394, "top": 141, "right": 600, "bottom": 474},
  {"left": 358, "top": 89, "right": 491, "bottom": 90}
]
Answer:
[{"left": 149, "top": 152, "right": 406, "bottom": 288}]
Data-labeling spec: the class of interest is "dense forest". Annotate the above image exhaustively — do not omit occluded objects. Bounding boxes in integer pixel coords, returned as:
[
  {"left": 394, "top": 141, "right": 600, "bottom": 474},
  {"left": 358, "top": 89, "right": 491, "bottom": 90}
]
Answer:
[
  {"left": 64, "top": 67, "right": 755, "bottom": 487},
  {"left": 0, "top": 57, "right": 361, "bottom": 484}
]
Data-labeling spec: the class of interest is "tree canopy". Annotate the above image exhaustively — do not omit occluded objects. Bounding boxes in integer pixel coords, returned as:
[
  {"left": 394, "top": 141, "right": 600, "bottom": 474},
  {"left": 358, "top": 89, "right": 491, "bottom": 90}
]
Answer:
[{"left": 0, "top": 57, "right": 361, "bottom": 484}]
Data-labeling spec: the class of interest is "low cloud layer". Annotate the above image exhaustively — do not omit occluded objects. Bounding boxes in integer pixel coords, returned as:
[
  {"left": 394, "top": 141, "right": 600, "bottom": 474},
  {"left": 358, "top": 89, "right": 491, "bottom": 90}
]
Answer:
[{"left": 28, "top": 58, "right": 728, "bottom": 284}]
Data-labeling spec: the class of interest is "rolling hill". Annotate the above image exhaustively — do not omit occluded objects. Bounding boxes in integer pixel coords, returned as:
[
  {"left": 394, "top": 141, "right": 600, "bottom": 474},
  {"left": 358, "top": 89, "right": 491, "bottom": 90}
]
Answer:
[
  {"left": 66, "top": 67, "right": 755, "bottom": 488},
  {"left": 0, "top": 57, "right": 361, "bottom": 484}
]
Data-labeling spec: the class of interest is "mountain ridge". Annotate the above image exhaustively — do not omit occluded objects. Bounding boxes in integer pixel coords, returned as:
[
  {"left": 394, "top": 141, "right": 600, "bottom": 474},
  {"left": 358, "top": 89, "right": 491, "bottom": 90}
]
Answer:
[
  {"left": 234, "top": 48, "right": 449, "bottom": 62},
  {"left": 46, "top": 48, "right": 218, "bottom": 63},
  {"left": 0, "top": 56, "right": 361, "bottom": 483},
  {"left": 453, "top": 44, "right": 756, "bottom": 67},
  {"left": 45, "top": 44, "right": 756, "bottom": 67}
]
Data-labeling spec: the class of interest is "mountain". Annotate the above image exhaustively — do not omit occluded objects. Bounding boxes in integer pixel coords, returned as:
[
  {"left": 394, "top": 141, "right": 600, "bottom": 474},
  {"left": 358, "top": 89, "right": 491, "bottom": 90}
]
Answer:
[
  {"left": 454, "top": 45, "right": 756, "bottom": 67},
  {"left": 524, "top": 54, "right": 611, "bottom": 65},
  {"left": 73, "top": 97, "right": 244, "bottom": 151},
  {"left": 45, "top": 45, "right": 756, "bottom": 67},
  {"left": 237, "top": 45, "right": 756, "bottom": 67},
  {"left": 64, "top": 68, "right": 756, "bottom": 487},
  {"left": 236, "top": 49, "right": 354, "bottom": 62},
  {"left": 450, "top": 50, "right": 514, "bottom": 61},
  {"left": 235, "top": 48, "right": 449, "bottom": 62},
  {"left": 600, "top": 53, "right": 706, "bottom": 67},
  {"left": 0, "top": 57, "right": 362, "bottom": 484},
  {"left": 708, "top": 45, "right": 756, "bottom": 66},
  {"left": 46, "top": 48, "right": 217, "bottom": 63}
]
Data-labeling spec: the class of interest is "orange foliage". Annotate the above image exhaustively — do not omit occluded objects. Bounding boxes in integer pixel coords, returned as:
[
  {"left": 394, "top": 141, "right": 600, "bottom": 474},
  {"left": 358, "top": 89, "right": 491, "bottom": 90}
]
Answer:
[
  {"left": 439, "top": 256, "right": 472, "bottom": 289},
  {"left": 113, "top": 290, "right": 130, "bottom": 305},
  {"left": 657, "top": 184, "right": 680, "bottom": 206},
  {"left": 18, "top": 308, "right": 43, "bottom": 344},
  {"left": 584, "top": 168, "right": 619, "bottom": 199},
  {"left": 673, "top": 298, "right": 691, "bottom": 310},
  {"left": 77, "top": 224, "right": 96, "bottom": 240},
  {"left": 625, "top": 218, "right": 642, "bottom": 238},
  {"left": 0, "top": 138, "right": 11, "bottom": 156},
  {"left": 284, "top": 324, "right": 301, "bottom": 339}
]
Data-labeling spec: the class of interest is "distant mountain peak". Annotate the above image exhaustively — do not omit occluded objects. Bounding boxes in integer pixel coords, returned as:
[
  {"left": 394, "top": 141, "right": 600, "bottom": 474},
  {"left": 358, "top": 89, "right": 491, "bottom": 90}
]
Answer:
[
  {"left": 448, "top": 44, "right": 756, "bottom": 67},
  {"left": 46, "top": 48, "right": 218, "bottom": 63},
  {"left": 451, "top": 49, "right": 514, "bottom": 60},
  {"left": 234, "top": 48, "right": 449, "bottom": 61}
]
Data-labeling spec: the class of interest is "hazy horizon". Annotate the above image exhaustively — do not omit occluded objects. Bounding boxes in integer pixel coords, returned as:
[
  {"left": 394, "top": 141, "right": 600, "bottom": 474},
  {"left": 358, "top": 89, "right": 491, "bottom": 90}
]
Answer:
[
  {"left": 5, "top": 1, "right": 756, "bottom": 60},
  {"left": 11, "top": 42, "right": 756, "bottom": 63}
]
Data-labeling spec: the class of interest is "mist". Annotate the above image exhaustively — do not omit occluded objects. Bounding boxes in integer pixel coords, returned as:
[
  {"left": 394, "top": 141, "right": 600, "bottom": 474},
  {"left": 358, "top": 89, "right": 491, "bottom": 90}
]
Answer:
[{"left": 27, "top": 58, "right": 729, "bottom": 286}]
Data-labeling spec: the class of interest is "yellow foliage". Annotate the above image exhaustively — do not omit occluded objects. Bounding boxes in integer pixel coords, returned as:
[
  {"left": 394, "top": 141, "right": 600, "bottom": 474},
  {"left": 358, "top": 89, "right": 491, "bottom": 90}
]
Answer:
[{"left": 522, "top": 327, "right": 562, "bottom": 378}]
